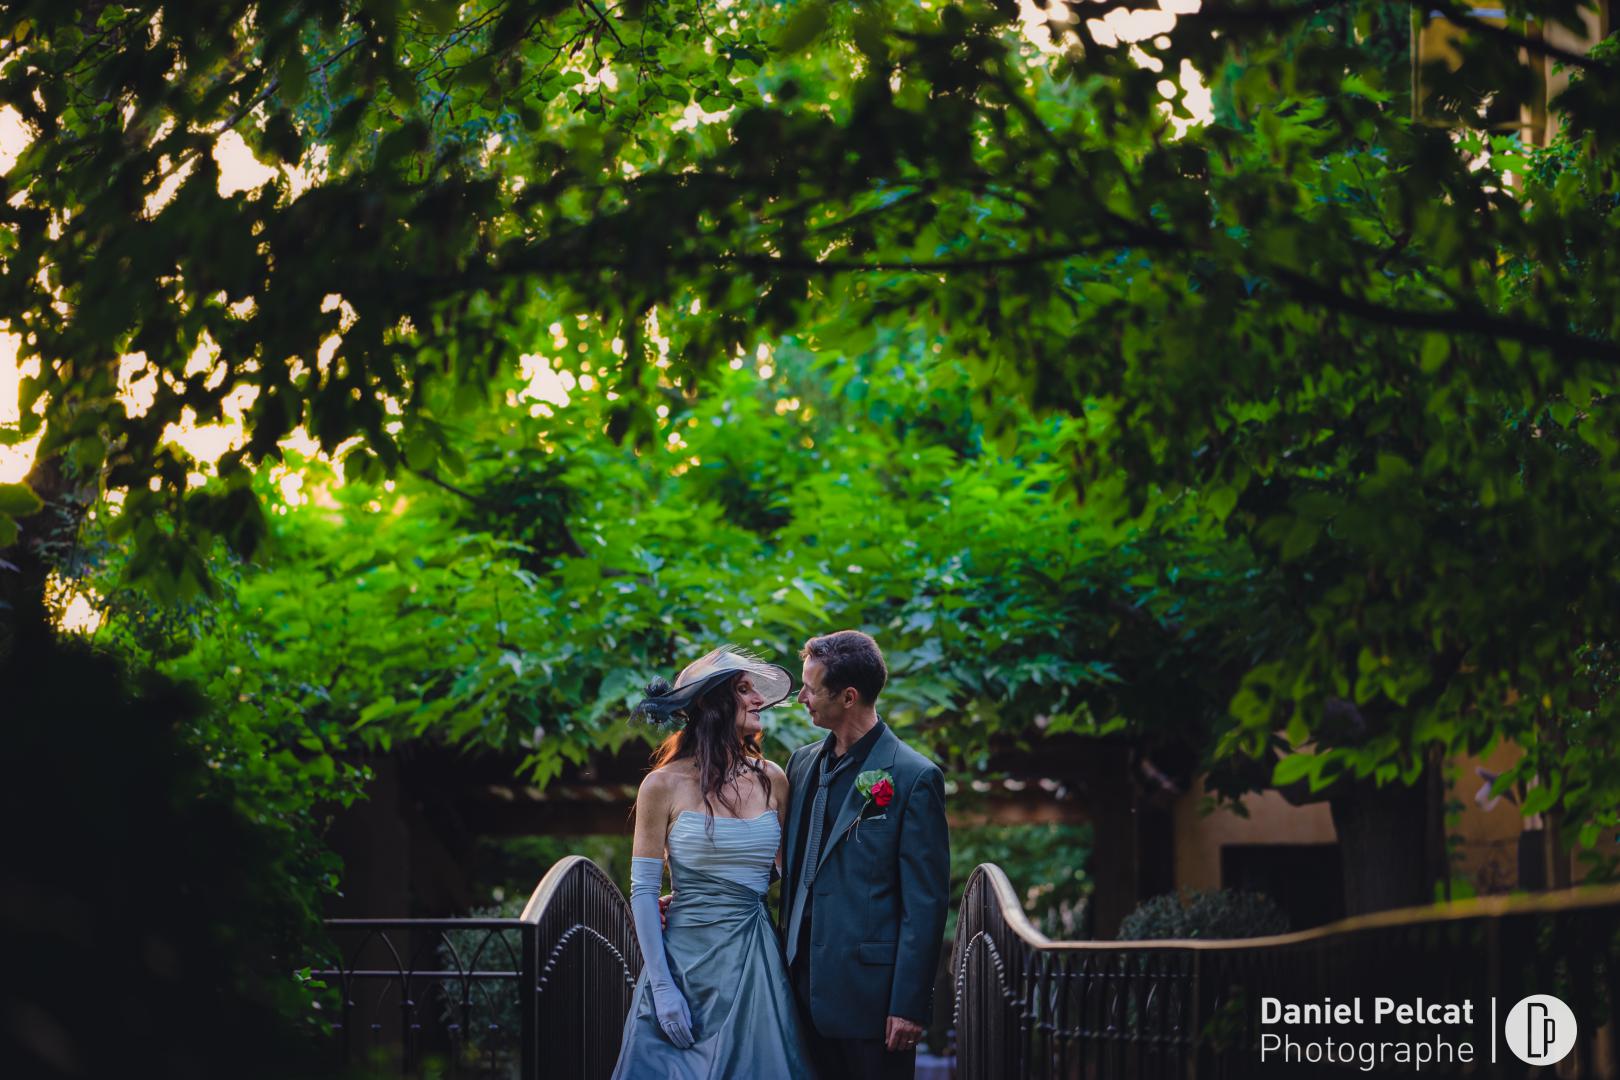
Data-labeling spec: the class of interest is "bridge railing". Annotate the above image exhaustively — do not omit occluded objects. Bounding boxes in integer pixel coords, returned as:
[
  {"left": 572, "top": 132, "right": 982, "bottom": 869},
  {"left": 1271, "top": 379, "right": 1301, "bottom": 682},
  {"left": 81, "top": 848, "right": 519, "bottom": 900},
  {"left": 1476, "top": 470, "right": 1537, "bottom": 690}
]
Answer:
[
  {"left": 310, "top": 856, "right": 641, "bottom": 1079},
  {"left": 519, "top": 855, "right": 642, "bottom": 1079},
  {"left": 953, "top": 863, "right": 1620, "bottom": 1079}
]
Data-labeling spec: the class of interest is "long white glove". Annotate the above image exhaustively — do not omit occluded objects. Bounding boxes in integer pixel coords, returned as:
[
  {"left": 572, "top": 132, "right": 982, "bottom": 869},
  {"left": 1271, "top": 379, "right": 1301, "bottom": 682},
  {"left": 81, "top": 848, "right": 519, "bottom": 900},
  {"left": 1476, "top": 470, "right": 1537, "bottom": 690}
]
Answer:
[{"left": 630, "top": 856, "right": 695, "bottom": 1048}]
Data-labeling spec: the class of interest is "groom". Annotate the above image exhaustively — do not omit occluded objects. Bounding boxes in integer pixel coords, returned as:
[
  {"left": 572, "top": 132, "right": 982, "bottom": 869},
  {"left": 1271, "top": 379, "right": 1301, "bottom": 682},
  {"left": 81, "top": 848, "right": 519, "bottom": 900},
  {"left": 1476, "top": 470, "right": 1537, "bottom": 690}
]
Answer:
[{"left": 781, "top": 630, "right": 950, "bottom": 1079}]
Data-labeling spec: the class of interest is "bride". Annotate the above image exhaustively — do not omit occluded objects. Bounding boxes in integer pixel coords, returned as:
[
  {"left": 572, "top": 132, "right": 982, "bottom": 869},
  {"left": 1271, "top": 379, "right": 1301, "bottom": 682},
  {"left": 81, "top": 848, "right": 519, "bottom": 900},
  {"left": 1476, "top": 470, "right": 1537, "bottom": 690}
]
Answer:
[{"left": 611, "top": 646, "right": 816, "bottom": 1079}]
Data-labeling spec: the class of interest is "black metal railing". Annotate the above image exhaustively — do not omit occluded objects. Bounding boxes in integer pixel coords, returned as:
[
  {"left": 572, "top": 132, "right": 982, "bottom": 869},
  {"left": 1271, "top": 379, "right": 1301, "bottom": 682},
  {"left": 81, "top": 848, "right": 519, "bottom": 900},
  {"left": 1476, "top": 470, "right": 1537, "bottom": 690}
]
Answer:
[
  {"left": 520, "top": 855, "right": 642, "bottom": 1080},
  {"left": 311, "top": 856, "right": 641, "bottom": 1079},
  {"left": 954, "top": 863, "right": 1620, "bottom": 1079}
]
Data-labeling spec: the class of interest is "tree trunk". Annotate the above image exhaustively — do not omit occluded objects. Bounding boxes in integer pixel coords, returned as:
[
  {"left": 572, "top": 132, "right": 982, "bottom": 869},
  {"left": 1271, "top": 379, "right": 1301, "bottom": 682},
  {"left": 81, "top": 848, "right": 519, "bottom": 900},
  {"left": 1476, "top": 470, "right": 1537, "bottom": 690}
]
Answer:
[
  {"left": 1542, "top": 810, "right": 1573, "bottom": 890},
  {"left": 1329, "top": 768, "right": 1443, "bottom": 916},
  {"left": 1086, "top": 746, "right": 1175, "bottom": 938}
]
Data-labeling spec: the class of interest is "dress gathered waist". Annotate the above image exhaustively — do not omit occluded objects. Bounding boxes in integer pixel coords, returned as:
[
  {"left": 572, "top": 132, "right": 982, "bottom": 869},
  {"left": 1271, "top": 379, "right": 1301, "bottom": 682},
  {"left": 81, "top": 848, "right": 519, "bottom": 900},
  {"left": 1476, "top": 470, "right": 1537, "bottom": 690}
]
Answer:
[{"left": 665, "top": 861, "right": 770, "bottom": 929}]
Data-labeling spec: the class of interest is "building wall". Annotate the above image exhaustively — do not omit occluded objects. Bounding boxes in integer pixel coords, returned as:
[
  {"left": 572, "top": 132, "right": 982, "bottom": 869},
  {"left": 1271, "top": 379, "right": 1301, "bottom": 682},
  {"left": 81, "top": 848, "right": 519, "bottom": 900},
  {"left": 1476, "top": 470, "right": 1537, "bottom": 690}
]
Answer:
[
  {"left": 1414, "top": 0, "right": 1613, "bottom": 145},
  {"left": 1174, "top": 739, "right": 1611, "bottom": 915},
  {"left": 1172, "top": 774, "right": 1337, "bottom": 894},
  {"left": 1448, "top": 742, "right": 1526, "bottom": 896},
  {"left": 1538, "top": 0, "right": 1613, "bottom": 144},
  {"left": 1457, "top": 741, "right": 1620, "bottom": 891}
]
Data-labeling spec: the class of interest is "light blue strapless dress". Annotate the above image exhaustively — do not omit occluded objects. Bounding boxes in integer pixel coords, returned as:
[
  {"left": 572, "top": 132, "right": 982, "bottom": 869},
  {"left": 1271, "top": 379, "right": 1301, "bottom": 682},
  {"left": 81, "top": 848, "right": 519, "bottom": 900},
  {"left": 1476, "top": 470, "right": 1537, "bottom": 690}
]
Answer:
[{"left": 611, "top": 811, "right": 816, "bottom": 1079}]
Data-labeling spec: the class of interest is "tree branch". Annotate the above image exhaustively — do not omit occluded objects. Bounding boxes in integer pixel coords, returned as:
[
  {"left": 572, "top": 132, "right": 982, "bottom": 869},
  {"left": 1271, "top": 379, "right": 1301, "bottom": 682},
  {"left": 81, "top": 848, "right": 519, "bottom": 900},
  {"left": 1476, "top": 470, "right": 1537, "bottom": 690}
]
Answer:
[
  {"left": 578, "top": 0, "right": 626, "bottom": 48},
  {"left": 471, "top": 238, "right": 1173, "bottom": 282},
  {"left": 411, "top": 2, "right": 509, "bottom": 83},
  {"left": 403, "top": 466, "right": 591, "bottom": 559},
  {"left": 156, "top": 34, "right": 365, "bottom": 184},
  {"left": 470, "top": 229, "right": 1620, "bottom": 364},
  {"left": 405, "top": 464, "right": 491, "bottom": 506},
  {"left": 1271, "top": 267, "right": 1620, "bottom": 363}
]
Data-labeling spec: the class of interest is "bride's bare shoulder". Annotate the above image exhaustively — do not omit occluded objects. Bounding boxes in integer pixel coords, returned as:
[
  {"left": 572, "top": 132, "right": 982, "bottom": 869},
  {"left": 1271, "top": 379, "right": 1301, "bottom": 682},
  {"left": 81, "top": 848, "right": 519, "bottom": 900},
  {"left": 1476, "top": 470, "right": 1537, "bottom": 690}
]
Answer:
[
  {"left": 761, "top": 758, "right": 789, "bottom": 800},
  {"left": 639, "top": 759, "right": 696, "bottom": 796}
]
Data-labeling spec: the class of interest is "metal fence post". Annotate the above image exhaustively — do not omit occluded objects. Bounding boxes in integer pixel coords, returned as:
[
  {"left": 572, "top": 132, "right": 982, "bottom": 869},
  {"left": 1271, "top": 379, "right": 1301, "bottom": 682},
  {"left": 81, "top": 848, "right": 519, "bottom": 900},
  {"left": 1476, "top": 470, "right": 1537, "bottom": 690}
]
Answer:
[{"left": 520, "top": 918, "right": 538, "bottom": 1080}]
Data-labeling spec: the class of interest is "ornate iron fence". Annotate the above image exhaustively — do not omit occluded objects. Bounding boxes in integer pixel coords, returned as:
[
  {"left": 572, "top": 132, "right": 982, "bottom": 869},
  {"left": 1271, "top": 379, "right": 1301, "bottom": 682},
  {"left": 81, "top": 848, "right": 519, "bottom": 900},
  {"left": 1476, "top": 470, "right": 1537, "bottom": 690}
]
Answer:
[
  {"left": 520, "top": 855, "right": 642, "bottom": 1079},
  {"left": 311, "top": 856, "right": 641, "bottom": 1079},
  {"left": 954, "top": 863, "right": 1620, "bottom": 1079}
]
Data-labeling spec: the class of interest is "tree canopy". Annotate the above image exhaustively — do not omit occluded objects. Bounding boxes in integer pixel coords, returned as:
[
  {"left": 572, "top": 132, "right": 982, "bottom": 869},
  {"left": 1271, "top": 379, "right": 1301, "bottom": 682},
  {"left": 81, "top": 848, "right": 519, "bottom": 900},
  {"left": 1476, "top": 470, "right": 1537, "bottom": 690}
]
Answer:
[
  {"left": 84, "top": 339, "right": 1235, "bottom": 811},
  {"left": 5, "top": 0, "right": 1620, "bottom": 887}
]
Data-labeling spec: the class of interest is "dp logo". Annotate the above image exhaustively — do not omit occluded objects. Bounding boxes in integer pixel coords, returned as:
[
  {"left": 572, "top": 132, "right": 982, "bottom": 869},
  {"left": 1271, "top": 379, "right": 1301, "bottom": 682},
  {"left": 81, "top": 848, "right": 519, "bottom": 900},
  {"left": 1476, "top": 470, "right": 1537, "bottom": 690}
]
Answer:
[{"left": 1504, "top": 994, "right": 1577, "bottom": 1065}]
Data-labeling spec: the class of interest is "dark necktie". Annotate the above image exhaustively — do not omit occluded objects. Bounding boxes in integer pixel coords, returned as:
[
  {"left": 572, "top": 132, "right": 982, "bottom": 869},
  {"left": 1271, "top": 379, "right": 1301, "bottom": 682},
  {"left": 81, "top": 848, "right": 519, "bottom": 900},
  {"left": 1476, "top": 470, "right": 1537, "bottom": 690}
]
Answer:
[{"left": 785, "top": 748, "right": 850, "bottom": 966}]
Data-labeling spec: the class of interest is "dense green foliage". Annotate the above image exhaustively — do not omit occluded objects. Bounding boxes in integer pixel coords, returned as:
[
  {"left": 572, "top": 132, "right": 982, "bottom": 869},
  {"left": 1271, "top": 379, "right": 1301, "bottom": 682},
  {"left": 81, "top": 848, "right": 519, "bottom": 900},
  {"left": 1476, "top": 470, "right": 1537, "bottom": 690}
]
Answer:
[
  {"left": 5, "top": 0, "right": 1620, "bottom": 935},
  {"left": 952, "top": 822, "right": 1094, "bottom": 938},
  {"left": 1, "top": 626, "right": 340, "bottom": 1079},
  {"left": 77, "top": 342, "right": 1225, "bottom": 877}
]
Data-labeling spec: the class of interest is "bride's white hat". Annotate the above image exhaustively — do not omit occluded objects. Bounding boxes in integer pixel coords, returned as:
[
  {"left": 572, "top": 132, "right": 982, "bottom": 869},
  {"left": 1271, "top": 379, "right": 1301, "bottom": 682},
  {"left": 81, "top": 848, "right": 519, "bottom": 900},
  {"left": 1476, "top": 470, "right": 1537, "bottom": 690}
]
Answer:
[{"left": 631, "top": 645, "right": 794, "bottom": 727}]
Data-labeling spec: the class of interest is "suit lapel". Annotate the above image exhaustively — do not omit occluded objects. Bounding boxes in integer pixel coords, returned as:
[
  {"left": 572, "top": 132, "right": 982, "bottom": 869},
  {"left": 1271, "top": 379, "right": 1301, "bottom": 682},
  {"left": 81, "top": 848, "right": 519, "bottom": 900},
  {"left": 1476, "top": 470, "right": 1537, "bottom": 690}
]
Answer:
[
  {"left": 783, "top": 742, "right": 825, "bottom": 890},
  {"left": 816, "top": 725, "right": 899, "bottom": 874}
]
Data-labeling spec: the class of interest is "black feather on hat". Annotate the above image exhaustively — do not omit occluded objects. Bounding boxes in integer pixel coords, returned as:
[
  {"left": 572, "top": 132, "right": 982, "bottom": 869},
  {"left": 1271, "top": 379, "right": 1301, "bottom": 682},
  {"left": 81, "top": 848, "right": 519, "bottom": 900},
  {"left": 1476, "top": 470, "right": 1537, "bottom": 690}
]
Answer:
[{"left": 630, "top": 645, "right": 793, "bottom": 728}]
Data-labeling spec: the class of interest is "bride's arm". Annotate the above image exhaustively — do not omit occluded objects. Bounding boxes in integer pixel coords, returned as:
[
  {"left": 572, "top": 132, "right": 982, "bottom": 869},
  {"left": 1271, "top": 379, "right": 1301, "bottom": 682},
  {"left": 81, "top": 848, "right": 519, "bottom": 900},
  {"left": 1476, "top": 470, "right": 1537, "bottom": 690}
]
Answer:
[
  {"left": 629, "top": 769, "right": 695, "bottom": 1048},
  {"left": 630, "top": 768, "right": 675, "bottom": 861}
]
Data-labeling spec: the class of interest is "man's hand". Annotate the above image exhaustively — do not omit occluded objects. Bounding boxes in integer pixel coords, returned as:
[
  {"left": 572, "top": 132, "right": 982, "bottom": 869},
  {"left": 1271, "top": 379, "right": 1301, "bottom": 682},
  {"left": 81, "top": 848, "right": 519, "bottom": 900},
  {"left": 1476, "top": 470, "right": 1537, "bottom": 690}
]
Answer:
[
  {"left": 659, "top": 892, "right": 672, "bottom": 929},
  {"left": 884, "top": 1015, "right": 924, "bottom": 1053}
]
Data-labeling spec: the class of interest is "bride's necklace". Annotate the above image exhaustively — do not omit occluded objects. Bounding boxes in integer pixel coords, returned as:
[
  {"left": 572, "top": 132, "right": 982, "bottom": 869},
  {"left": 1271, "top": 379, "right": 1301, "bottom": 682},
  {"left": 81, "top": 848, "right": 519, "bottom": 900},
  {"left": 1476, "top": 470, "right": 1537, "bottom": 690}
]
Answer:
[{"left": 719, "top": 762, "right": 763, "bottom": 805}]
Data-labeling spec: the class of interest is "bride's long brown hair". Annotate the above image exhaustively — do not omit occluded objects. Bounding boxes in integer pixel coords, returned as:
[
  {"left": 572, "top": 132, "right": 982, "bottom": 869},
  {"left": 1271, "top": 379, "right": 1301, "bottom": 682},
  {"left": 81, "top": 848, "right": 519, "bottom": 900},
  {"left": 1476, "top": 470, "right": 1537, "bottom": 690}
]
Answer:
[{"left": 647, "top": 672, "right": 766, "bottom": 821}]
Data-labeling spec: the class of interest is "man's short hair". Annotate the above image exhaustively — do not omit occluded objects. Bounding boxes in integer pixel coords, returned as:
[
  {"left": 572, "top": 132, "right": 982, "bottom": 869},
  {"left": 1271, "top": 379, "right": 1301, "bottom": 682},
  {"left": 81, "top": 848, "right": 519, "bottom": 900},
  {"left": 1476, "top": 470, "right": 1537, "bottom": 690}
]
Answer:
[{"left": 801, "top": 630, "right": 887, "bottom": 705}]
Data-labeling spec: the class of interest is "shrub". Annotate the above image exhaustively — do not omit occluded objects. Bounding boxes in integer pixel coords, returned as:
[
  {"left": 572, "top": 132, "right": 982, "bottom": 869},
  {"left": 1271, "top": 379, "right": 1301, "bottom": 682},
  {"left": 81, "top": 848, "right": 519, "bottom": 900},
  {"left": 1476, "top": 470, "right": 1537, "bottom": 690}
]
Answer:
[
  {"left": 1117, "top": 888, "right": 1289, "bottom": 941},
  {"left": 4, "top": 625, "right": 341, "bottom": 1079}
]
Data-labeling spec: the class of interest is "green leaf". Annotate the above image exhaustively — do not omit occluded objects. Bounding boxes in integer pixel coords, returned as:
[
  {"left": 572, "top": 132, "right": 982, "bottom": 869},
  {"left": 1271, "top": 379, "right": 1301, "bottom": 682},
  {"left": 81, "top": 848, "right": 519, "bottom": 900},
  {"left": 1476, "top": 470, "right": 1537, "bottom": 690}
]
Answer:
[
  {"left": 278, "top": 52, "right": 308, "bottom": 104},
  {"left": 455, "top": 382, "right": 487, "bottom": 415},
  {"left": 377, "top": 120, "right": 429, "bottom": 168},
  {"left": 1419, "top": 333, "right": 1450, "bottom": 373},
  {"left": 851, "top": 14, "right": 889, "bottom": 60},
  {"left": 357, "top": 696, "right": 397, "bottom": 727},
  {"left": 419, "top": 0, "right": 459, "bottom": 33},
  {"left": 776, "top": 2, "right": 828, "bottom": 53},
  {"left": 0, "top": 481, "right": 44, "bottom": 517},
  {"left": 1279, "top": 517, "right": 1319, "bottom": 561},
  {"left": 1521, "top": 784, "right": 1557, "bottom": 818},
  {"left": 1284, "top": 710, "right": 1309, "bottom": 746},
  {"left": 1206, "top": 486, "right": 1238, "bottom": 522},
  {"left": 72, "top": 436, "right": 105, "bottom": 471},
  {"left": 1272, "top": 754, "right": 1319, "bottom": 786},
  {"left": 342, "top": 450, "right": 379, "bottom": 484},
  {"left": 405, "top": 431, "right": 437, "bottom": 471}
]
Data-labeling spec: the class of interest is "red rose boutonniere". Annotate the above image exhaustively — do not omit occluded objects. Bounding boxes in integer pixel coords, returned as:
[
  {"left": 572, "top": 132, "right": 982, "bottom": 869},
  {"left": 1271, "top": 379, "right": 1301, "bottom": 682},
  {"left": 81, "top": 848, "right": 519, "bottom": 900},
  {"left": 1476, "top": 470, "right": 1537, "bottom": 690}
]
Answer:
[{"left": 850, "top": 769, "right": 895, "bottom": 841}]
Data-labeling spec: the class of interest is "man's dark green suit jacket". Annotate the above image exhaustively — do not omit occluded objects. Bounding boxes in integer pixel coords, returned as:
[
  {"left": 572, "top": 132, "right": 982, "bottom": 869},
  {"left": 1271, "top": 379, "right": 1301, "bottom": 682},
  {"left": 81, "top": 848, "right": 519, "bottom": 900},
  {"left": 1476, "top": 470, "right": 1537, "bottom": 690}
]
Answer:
[{"left": 780, "top": 724, "right": 951, "bottom": 1040}]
